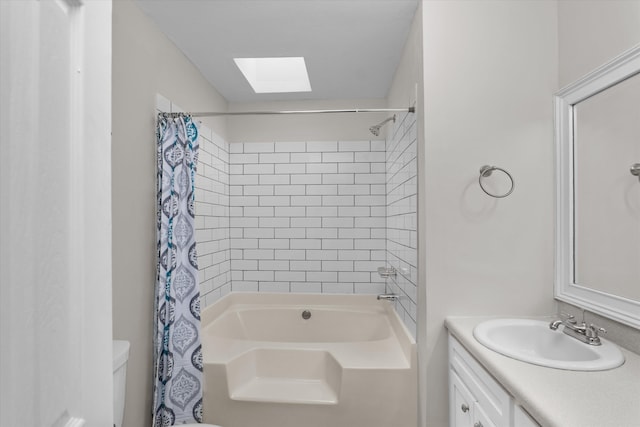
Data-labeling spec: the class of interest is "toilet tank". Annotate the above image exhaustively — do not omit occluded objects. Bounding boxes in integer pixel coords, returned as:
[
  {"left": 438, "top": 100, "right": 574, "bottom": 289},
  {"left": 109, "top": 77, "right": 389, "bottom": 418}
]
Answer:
[{"left": 113, "top": 340, "right": 130, "bottom": 427}]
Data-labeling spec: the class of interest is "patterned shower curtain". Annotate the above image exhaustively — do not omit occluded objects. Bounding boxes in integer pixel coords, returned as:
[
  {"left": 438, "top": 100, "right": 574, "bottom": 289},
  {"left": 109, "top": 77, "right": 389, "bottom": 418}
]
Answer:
[{"left": 153, "top": 114, "right": 203, "bottom": 426}]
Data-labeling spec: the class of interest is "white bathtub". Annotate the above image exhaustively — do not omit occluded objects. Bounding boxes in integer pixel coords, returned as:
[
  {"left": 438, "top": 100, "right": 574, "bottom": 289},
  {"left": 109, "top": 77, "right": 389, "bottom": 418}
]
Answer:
[{"left": 201, "top": 293, "right": 417, "bottom": 427}]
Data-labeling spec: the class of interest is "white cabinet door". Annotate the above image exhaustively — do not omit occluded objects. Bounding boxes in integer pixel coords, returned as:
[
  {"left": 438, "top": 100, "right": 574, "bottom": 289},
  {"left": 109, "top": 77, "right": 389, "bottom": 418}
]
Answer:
[
  {"left": 448, "top": 334, "right": 546, "bottom": 427},
  {"left": 450, "top": 369, "right": 499, "bottom": 427},
  {"left": 0, "top": 1, "right": 112, "bottom": 426},
  {"left": 450, "top": 371, "right": 474, "bottom": 427},
  {"left": 473, "top": 402, "right": 498, "bottom": 427}
]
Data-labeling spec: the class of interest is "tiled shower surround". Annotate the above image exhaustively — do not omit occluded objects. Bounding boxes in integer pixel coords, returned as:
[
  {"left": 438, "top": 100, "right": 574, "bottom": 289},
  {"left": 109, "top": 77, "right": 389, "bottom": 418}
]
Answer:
[
  {"left": 160, "top": 96, "right": 418, "bottom": 336},
  {"left": 385, "top": 112, "right": 418, "bottom": 336},
  {"left": 228, "top": 140, "right": 388, "bottom": 295},
  {"left": 193, "top": 126, "right": 232, "bottom": 307}
]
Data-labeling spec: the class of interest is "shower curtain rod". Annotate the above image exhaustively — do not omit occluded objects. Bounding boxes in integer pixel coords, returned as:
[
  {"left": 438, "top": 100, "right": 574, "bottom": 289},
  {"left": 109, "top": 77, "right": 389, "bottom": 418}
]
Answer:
[{"left": 158, "top": 107, "right": 415, "bottom": 118}]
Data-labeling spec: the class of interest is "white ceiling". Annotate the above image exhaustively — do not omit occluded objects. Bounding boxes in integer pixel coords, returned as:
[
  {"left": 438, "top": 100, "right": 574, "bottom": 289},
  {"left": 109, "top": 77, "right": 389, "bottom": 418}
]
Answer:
[{"left": 134, "top": 0, "right": 419, "bottom": 103}]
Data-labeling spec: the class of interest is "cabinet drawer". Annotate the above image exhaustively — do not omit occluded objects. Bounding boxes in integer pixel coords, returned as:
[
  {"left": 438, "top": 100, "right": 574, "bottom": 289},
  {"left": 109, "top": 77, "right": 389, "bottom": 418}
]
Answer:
[{"left": 449, "top": 336, "right": 511, "bottom": 426}]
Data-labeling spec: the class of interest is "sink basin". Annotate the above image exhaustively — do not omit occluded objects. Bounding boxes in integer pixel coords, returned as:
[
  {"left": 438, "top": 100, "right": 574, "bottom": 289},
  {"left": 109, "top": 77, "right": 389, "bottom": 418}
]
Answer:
[{"left": 473, "top": 318, "right": 624, "bottom": 371}]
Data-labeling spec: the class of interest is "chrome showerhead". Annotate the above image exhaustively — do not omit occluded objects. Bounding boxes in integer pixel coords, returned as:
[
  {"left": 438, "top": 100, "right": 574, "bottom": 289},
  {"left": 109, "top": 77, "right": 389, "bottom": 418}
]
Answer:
[{"left": 369, "top": 115, "right": 396, "bottom": 136}]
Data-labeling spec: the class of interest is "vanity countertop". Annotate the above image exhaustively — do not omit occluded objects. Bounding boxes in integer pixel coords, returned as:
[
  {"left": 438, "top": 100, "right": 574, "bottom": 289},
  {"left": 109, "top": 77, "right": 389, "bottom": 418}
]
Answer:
[{"left": 445, "top": 316, "right": 640, "bottom": 427}]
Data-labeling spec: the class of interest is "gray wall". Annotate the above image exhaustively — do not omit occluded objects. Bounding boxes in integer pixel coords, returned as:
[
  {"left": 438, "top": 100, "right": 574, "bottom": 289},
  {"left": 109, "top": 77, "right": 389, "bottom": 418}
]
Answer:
[
  {"left": 420, "top": 2, "right": 559, "bottom": 425},
  {"left": 558, "top": 0, "right": 640, "bottom": 87},
  {"left": 227, "top": 99, "right": 388, "bottom": 143}
]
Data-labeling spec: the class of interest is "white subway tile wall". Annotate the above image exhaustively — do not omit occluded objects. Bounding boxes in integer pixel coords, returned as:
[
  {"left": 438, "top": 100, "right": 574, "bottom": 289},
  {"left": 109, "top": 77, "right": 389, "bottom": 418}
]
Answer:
[
  {"left": 229, "top": 140, "right": 388, "bottom": 295},
  {"left": 156, "top": 94, "right": 232, "bottom": 307},
  {"left": 386, "top": 111, "right": 418, "bottom": 338},
  {"left": 194, "top": 125, "right": 232, "bottom": 306}
]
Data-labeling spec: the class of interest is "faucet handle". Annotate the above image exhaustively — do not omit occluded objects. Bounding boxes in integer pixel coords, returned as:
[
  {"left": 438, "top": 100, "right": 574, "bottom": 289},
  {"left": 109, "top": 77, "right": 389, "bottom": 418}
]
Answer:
[
  {"left": 586, "top": 324, "right": 606, "bottom": 336},
  {"left": 560, "top": 312, "right": 576, "bottom": 323},
  {"left": 584, "top": 324, "right": 606, "bottom": 345}
]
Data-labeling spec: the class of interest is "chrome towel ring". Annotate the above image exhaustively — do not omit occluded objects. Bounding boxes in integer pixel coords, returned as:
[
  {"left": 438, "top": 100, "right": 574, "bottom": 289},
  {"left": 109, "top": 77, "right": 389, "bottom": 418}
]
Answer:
[
  {"left": 631, "top": 163, "right": 640, "bottom": 182},
  {"left": 479, "top": 165, "right": 514, "bottom": 198}
]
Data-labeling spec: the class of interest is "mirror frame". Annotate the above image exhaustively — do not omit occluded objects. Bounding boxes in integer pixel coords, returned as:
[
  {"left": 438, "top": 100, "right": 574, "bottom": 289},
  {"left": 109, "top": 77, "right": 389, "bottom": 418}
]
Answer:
[{"left": 555, "top": 44, "right": 640, "bottom": 329}]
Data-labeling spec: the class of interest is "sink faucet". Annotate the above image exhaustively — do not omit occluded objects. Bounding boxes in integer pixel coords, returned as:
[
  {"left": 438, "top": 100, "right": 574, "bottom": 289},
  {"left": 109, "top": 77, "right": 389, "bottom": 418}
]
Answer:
[
  {"left": 549, "top": 312, "right": 606, "bottom": 346},
  {"left": 377, "top": 294, "right": 398, "bottom": 301},
  {"left": 549, "top": 312, "right": 575, "bottom": 330}
]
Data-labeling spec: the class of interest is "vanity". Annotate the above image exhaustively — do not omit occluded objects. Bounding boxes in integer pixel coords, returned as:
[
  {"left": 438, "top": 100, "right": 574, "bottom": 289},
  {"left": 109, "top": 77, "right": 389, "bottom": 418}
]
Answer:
[{"left": 445, "top": 316, "right": 640, "bottom": 427}]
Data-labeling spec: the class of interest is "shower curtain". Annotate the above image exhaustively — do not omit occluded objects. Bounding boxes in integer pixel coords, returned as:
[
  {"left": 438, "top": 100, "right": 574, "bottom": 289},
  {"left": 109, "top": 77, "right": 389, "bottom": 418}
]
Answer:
[{"left": 153, "top": 114, "right": 203, "bottom": 426}]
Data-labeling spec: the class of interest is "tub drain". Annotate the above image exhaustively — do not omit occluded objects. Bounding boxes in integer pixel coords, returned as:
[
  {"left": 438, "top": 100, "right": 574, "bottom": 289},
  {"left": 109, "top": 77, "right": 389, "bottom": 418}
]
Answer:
[{"left": 301, "top": 309, "right": 311, "bottom": 320}]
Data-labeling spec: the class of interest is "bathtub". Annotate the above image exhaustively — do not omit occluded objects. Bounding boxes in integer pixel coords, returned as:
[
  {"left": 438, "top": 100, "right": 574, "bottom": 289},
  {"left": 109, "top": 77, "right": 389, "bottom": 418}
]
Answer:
[{"left": 201, "top": 293, "right": 417, "bottom": 427}]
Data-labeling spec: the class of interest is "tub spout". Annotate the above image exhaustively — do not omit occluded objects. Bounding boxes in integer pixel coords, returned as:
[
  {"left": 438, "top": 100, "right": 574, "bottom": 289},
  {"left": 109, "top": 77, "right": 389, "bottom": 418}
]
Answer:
[{"left": 377, "top": 294, "right": 398, "bottom": 302}]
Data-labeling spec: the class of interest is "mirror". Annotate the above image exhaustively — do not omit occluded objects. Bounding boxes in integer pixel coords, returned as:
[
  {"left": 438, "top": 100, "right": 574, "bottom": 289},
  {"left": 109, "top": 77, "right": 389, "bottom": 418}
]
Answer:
[
  {"left": 555, "top": 44, "right": 640, "bottom": 329},
  {"left": 574, "top": 74, "right": 640, "bottom": 300}
]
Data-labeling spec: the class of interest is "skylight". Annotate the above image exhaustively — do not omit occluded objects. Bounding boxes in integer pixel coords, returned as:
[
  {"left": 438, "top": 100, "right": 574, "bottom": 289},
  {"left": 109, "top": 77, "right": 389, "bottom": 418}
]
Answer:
[{"left": 234, "top": 57, "right": 312, "bottom": 94}]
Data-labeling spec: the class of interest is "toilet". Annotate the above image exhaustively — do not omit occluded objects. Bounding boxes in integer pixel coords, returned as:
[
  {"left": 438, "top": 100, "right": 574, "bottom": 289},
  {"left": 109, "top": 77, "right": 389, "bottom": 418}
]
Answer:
[
  {"left": 113, "top": 340, "right": 131, "bottom": 427},
  {"left": 112, "top": 340, "right": 221, "bottom": 427}
]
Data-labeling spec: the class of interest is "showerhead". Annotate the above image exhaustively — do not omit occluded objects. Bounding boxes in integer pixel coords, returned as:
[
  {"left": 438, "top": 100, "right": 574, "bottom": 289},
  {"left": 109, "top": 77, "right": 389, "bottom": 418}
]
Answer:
[{"left": 369, "top": 115, "right": 396, "bottom": 136}]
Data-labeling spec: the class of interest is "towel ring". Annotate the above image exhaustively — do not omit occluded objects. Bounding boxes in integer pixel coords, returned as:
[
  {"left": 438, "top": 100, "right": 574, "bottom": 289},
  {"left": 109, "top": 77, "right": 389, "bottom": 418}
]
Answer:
[
  {"left": 479, "top": 165, "right": 514, "bottom": 198},
  {"left": 631, "top": 163, "right": 640, "bottom": 182}
]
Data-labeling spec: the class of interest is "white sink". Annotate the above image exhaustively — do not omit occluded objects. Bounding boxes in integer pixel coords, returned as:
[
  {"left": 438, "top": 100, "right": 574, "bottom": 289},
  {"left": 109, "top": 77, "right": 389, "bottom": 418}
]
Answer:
[{"left": 473, "top": 318, "right": 624, "bottom": 371}]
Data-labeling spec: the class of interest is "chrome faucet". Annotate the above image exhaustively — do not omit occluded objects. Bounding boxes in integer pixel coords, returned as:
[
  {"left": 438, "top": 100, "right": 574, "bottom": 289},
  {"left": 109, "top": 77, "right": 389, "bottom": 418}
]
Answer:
[
  {"left": 549, "top": 312, "right": 606, "bottom": 346},
  {"left": 377, "top": 294, "right": 398, "bottom": 302},
  {"left": 549, "top": 312, "right": 575, "bottom": 330},
  {"left": 549, "top": 319, "right": 564, "bottom": 330}
]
